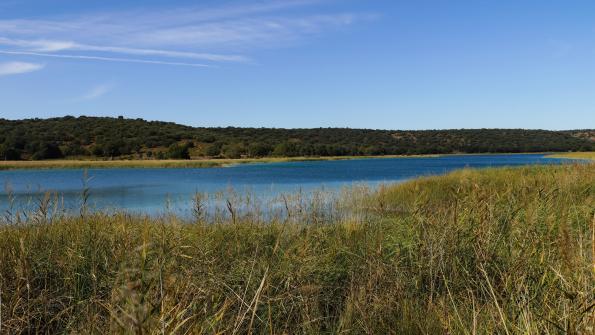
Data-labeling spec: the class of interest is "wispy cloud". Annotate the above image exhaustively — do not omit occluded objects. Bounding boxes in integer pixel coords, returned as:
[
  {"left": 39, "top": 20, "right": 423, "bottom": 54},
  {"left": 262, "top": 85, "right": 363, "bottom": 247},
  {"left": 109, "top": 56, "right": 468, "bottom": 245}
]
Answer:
[
  {"left": 0, "top": 61, "right": 44, "bottom": 76},
  {"left": 77, "top": 84, "right": 114, "bottom": 101},
  {"left": 547, "top": 39, "right": 573, "bottom": 59},
  {"left": 0, "top": 37, "right": 76, "bottom": 52},
  {"left": 0, "top": 37, "right": 246, "bottom": 62},
  {"left": 0, "top": 1, "right": 372, "bottom": 68},
  {"left": 129, "top": 13, "right": 363, "bottom": 49},
  {"left": 0, "top": 50, "right": 211, "bottom": 67}
]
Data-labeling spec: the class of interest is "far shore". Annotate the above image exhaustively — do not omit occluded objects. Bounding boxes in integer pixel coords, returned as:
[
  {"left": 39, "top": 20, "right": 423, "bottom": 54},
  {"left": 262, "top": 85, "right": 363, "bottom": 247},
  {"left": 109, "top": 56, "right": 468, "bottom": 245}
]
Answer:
[
  {"left": 0, "top": 155, "right": 439, "bottom": 170},
  {"left": 0, "top": 152, "right": 590, "bottom": 170},
  {"left": 543, "top": 152, "right": 595, "bottom": 161}
]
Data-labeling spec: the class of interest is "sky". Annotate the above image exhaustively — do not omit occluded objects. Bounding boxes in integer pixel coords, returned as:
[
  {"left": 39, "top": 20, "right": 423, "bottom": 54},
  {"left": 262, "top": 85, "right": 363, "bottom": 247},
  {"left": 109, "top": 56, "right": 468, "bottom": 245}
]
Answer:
[{"left": 0, "top": 0, "right": 594, "bottom": 130}]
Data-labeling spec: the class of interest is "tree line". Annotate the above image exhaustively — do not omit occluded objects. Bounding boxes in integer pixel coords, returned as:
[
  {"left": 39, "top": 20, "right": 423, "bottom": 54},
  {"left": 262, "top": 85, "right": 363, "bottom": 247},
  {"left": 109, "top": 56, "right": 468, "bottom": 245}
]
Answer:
[{"left": 0, "top": 116, "right": 593, "bottom": 160}]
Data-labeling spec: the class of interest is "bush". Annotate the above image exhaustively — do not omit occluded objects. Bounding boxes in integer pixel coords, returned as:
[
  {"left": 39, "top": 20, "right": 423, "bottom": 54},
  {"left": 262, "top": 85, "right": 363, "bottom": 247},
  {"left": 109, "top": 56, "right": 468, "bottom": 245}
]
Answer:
[
  {"left": 166, "top": 143, "right": 190, "bottom": 159},
  {"left": 31, "top": 142, "right": 64, "bottom": 160},
  {"left": 0, "top": 116, "right": 593, "bottom": 160},
  {"left": 222, "top": 143, "right": 245, "bottom": 159},
  {"left": 0, "top": 144, "right": 21, "bottom": 160},
  {"left": 206, "top": 142, "right": 222, "bottom": 157}
]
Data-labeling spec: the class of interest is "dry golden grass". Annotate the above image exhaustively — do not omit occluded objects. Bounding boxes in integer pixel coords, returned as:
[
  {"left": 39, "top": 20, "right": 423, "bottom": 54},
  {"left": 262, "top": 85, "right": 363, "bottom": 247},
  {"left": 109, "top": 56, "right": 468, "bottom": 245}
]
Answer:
[
  {"left": 0, "top": 155, "right": 441, "bottom": 170},
  {"left": 0, "top": 152, "right": 591, "bottom": 171},
  {"left": 546, "top": 151, "right": 595, "bottom": 161},
  {"left": 0, "top": 159, "right": 223, "bottom": 170},
  {"left": 0, "top": 163, "right": 593, "bottom": 333}
]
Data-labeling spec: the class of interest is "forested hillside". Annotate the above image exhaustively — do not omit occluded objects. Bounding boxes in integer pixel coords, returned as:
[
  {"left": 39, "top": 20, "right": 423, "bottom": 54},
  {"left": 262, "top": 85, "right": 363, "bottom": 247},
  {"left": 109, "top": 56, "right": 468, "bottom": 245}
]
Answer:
[{"left": 0, "top": 116, "right": 593, "bottom": 160}]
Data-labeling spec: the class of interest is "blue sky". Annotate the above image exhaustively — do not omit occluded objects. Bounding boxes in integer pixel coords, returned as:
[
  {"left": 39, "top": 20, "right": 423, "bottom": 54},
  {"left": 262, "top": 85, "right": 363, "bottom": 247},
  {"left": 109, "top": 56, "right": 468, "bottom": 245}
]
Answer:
[{"left": 0, "top": 0, "right": 594, "bottom": 130}]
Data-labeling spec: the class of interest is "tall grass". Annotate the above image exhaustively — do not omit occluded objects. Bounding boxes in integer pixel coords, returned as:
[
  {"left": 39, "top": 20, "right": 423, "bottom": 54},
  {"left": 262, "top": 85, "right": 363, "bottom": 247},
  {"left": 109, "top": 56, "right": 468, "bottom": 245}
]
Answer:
[
  {"left": 0, "top": 155, "right": 437, "bottom": 171},
  {"left": 546, "top": 152, "right": 595, "bottom": 161},
  {"left": 0, "top": 164, "right": 593, "bottom": 334}
]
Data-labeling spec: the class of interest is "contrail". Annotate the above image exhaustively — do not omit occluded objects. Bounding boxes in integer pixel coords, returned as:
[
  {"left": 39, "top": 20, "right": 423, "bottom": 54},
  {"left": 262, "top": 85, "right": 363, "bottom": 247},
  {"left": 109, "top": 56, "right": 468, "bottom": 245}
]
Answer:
[{"left": 0, "top": 50, "right": 212, "bottom": 67}]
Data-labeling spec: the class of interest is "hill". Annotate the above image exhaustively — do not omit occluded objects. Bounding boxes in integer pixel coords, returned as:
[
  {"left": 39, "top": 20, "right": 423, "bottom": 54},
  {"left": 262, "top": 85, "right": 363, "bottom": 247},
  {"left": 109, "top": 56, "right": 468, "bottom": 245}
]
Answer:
[{"left": 0, "top": 116, "right": 593, "bottom": 160}]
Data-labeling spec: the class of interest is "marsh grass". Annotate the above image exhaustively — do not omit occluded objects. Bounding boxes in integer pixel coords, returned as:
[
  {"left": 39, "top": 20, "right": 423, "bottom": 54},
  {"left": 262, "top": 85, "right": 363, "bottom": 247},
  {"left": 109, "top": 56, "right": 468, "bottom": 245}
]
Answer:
[
  {"left": 0, "top": 153, "right": 569, "bottom": 171},
  {"left": 0, "top": 155, "right": 441, "bottom": 171},
  {"left": 0, "top": 159, "right": 233, "bottom": 170},
  {"left": 546, "top": 152, "right": 595, "bottom": 161},
  {"left": 0, "top": 164, "right": 593, "bottom": 334}
]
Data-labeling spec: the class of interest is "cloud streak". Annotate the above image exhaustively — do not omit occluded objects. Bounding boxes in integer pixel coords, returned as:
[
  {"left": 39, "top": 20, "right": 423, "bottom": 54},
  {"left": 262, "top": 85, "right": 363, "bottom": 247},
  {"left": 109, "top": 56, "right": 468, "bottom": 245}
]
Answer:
[
  {"left": 78, "top": 84, "right": 113, "bottom": 101},
  {"left": 0, "top": 61, "right": 44, "bottom": 76},
  {"left": 0, "top": 50, "right": 210, "bottom": 67},
  {"left": 0, "top": 1, "right": 370, "bottom": 68},
  {"left": 0, "top": 37, "right": 248, "bottom": 62}
]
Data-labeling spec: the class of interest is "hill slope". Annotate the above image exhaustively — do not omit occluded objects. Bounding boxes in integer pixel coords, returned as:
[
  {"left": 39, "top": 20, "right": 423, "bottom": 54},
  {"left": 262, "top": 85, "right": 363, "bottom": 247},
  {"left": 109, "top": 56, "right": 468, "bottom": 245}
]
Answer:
[{"left": 0, "top": 116, "right": 593, "bottom": 160}]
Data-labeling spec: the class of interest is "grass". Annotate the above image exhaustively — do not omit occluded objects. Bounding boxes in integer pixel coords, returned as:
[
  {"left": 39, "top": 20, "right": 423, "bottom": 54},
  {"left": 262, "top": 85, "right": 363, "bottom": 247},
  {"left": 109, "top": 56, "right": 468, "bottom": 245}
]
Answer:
[
  {"left": 546, "top": 152, "right": 595, "bottom": 161},
  {"left": 0, "top": 151, "right": 571, "bottom": 170},
  {"left": 0, "top": 163, "right": 593, "bottom": 333},
  {"left": 0, "top": 155, "right": 444, "bottom": 170}
]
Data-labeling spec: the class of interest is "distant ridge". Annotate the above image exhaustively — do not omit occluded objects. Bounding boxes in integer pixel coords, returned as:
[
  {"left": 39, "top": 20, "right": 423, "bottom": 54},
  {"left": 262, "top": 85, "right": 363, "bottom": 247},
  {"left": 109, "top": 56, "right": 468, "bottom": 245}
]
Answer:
[{"left": 0, "top": 116, "right": 593, "bottom": 160}]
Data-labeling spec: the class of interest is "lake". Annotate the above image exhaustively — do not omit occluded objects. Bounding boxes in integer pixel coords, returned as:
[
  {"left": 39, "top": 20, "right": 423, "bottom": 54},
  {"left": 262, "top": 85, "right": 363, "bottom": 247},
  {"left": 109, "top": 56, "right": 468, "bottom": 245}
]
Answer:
[{"left": 0, "top": 154, "right": 572, "bottom": 216}]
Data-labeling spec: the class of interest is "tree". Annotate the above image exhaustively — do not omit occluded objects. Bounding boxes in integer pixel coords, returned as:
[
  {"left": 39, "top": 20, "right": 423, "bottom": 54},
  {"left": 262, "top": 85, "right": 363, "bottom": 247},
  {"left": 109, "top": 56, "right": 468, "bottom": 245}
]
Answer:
[
  {"left": 248, "top": 143, "right": 273, "bottom": 157},
  {"left": 206, "top": 142, "right": 223, "bottom": 157},
  {"left": 167, "top": 143, "right": 190, "bottom": 159},
  {"left": 0, "top": 116, "right": 593, "bottom": 160},
  {"left": 222, "top": 143, "right": 245, "bottom": 159},
  {"left": 31, "top": 142, "right": 64, "bottom": 160},
  {"left": 273, "top": 142, "right": 300, "bottom": 157},
  {"left": 0, "top": 144, "right": 21, "bottom": 160},
  {"left": 99, "top": 140, "right": 124, "bottom": 158}
]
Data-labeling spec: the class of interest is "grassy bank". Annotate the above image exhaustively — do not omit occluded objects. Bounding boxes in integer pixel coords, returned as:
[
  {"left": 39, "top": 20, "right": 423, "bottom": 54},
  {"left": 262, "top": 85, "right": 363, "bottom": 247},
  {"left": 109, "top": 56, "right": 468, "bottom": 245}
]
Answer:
[
  {"left": 0, "top": 155, "right": 442, "bottom": 170},
  {"left": 546, "top": 151, "right": 595, "bottom": 161},
  {"left": 0, "top": 151, "right": 573, "bottom": 170},
  {"left": 0, "top": 164, "right": 593, "bottom": 333}
]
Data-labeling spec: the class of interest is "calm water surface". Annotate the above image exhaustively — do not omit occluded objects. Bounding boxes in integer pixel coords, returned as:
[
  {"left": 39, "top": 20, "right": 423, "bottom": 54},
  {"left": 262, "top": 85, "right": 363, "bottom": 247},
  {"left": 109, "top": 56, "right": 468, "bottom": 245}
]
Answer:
[{"left": 0, "top": 154, "right": 571, "bottom": 215}]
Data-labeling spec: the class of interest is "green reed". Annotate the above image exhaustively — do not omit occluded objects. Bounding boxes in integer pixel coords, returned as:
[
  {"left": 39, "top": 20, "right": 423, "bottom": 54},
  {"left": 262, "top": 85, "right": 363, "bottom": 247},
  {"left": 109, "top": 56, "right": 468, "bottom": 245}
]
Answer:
[{"left": 0, "top": 163, "right": 593, "bottom": 334}]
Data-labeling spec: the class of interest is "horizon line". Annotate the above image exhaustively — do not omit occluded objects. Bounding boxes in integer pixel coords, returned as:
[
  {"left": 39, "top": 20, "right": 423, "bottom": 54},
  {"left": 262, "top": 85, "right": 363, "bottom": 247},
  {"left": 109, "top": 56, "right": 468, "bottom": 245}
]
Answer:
[{"left": 1, "top": 115, "right": 592, "bottom": 132}]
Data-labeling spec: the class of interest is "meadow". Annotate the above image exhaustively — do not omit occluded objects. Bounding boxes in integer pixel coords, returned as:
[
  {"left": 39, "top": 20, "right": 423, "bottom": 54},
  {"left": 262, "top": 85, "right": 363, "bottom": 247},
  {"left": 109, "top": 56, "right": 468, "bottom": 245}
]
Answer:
[{"left": 0, "top": 163, "right": 593, "bottom": 334}]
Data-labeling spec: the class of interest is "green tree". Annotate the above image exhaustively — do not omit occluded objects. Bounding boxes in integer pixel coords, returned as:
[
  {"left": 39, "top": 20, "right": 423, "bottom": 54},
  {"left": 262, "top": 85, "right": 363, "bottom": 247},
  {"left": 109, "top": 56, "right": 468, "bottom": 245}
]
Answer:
[
  {"left": 31, "top": 142, "right": 64, "bottom": 160},
  {"left": 167, "top": 143, "right": 190, "bottom": 159},
  {"left": 221, "top": 143, "right": 246, "bottom": 159},
  {"left": 273, "top": 142, "right": 300, "bottom": 157},
  {"left": 248, "top": 143, "right": 273, "bottom": 157},
  {"left": 206, "top": 142, "right": 223, "bottom": 157},
  {"left": 0, "top": 144, "right": 21, "bottom": 160}
]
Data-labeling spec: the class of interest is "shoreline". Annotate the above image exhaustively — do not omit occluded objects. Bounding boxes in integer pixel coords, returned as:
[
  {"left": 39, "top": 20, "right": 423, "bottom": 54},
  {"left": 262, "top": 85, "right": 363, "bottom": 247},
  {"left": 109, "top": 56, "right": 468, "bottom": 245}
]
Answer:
[
  {"left": 1, "top": 163, "right": 593, "bottom": 333},
  {"left": 0, "top": 155, "right": 438, "bottom": 170},
  {"left": 543, "top": 152, "right": 595, "bottom": 161},
  {"left": 0, "top": 151, "right": 590, "bottom": 170}
]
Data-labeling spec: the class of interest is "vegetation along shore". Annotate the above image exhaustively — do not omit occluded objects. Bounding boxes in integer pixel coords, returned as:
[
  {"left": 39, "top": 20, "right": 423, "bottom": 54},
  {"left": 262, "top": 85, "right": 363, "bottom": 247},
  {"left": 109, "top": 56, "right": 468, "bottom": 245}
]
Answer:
[
  {"left": 545, "top": 151, "right": 595, "bottom": 161},
  {"left": 0, "top": 153, "right": 582, "bottom": 171},
  {"left": 0, "top": 152, "right": 590, "bottom": 171},
  {"left": 0, "top": 154, "right": 445, "bottom": 170},
  {"left": 1, "top": 116, "right": 593, "bottom": 161},
  {"left": 0, "top": 163, "right": 593, "bottom": 333}
]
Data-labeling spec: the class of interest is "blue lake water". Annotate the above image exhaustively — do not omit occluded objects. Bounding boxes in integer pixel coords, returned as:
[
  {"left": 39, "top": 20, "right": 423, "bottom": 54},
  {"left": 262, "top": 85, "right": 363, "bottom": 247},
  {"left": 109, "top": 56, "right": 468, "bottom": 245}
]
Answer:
[{"left": 0, "top": 154, "right": 573, "bottom": 215}]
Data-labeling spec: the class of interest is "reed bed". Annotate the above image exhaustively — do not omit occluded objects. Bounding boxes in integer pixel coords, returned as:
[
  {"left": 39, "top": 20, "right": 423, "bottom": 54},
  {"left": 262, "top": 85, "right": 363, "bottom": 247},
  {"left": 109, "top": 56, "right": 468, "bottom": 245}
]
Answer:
[
  {"left": 0, "top": 155, "right": 426, "bottom": 171},
  {"left": 546, "top": 152, "right": 595, "bottom": 161},
  {"left": 0, "top": 163, "right": 593, "bottom": 334}
]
